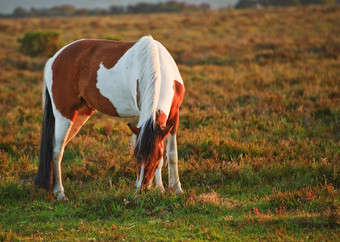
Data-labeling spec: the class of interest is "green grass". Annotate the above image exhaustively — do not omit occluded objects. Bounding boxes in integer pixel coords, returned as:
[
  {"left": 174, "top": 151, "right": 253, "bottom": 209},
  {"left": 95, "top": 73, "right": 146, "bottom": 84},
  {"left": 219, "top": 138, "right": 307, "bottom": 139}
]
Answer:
[
  {"left": 0, "top": 178, "right": 338, "bottom": 240},
  {"left": 0, "top": 4, "right": 339, "bottom": 240},
  {"left": 0, "top": 176, "right": 338, "bottom": 240}
]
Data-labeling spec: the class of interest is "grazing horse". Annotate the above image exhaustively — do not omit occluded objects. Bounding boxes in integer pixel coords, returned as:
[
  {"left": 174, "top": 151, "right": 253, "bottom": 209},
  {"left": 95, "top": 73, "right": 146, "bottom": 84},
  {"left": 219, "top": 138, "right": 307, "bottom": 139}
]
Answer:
[{"left": 34, "top": 36, "right": 185, "bottom": 200}]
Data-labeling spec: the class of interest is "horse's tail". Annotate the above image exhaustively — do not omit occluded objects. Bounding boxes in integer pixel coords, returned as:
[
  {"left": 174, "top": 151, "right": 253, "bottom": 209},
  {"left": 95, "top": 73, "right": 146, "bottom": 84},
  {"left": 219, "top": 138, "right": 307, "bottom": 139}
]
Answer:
[{"left": 34, "top": 87, "right": 55, "bottom": 191}]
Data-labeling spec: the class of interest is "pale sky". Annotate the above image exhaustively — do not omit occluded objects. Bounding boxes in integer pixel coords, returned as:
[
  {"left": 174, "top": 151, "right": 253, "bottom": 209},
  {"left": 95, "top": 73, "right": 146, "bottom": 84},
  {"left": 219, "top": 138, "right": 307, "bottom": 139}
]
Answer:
[{"left": 0, "top": 0, "right": 237, "bottom": 14}]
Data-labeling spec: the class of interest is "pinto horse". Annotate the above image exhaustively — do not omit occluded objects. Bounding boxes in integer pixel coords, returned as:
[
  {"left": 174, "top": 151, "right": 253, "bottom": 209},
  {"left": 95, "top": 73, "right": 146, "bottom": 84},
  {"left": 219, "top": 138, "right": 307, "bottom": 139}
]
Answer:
[{"left": 34, "top": 36, "right": 185, "bottom": 200}]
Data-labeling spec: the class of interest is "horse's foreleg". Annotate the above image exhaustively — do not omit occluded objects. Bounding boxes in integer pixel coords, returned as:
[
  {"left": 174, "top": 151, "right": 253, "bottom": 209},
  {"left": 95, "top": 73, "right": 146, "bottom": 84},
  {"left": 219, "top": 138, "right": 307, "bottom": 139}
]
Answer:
[
  {"left": 132, "top": 134, "right": 165, "bottom": 192},
  {"left": 131, "top": 134, "right": 141, "bottom": 189},
  {"left": 166, "top": 133, "right": 183, "bottom": 194},
  {"left": 155, "top": 157, "right": 165, "bottom": 192},
  {"left": 53, "top": 116, "right": 73, "bottom": 200}
]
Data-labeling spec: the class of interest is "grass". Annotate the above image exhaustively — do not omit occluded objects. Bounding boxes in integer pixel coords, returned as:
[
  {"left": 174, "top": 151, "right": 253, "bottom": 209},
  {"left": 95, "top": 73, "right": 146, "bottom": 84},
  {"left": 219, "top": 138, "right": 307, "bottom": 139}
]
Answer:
[{"left": 0, "top": 4, "right": 339, "bottom": 240}]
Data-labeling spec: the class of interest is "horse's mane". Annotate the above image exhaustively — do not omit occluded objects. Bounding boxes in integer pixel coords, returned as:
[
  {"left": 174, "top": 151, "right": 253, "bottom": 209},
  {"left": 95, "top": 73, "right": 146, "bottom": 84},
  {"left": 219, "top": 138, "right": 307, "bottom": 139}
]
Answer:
[
  {"left": 134, "top": 117, "right": 158, "bottom": 162},
  {"left": 134, "top": 36, "right": 162, "bottom": 164},
  {"left": 136, "top": 35, "right": 161, "bottom": 125}
]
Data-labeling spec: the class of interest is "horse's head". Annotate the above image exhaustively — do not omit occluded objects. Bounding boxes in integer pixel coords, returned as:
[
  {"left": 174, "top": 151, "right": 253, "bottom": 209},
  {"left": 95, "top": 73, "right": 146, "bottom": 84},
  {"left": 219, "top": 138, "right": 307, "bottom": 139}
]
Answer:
[{"left": 128, "top": 120, "right": 173, "bottom": 189}]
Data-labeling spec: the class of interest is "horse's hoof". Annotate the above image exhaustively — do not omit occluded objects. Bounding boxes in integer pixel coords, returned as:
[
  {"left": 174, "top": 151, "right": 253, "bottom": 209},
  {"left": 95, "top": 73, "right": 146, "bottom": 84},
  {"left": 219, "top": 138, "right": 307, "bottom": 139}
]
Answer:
[
  {"left": 55, "top": 192, "right": 68, "bottom": 201},
  {"left": 169, "top": 183, "right": 183, "bottom": 195},
  {"left": 175, "top": 187, "right": 184, "bottom": 195},
  {"left": 135, "top": 188, "right": 142, "bottom": 195},
  {"left": 156, "top": 185, "right": 165, "bottom": 193}
]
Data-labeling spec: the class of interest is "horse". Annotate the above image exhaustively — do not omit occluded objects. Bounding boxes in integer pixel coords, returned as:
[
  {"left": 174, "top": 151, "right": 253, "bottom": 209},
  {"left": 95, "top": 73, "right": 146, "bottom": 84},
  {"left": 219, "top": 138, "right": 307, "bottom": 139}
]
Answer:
[{"left": 34, "top": 36, "right": 185, "bottom": 200}]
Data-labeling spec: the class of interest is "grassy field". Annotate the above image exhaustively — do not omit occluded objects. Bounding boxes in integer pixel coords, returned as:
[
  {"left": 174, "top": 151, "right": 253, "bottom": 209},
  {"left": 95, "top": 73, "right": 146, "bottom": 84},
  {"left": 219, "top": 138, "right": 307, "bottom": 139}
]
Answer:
[{"left": 0, "top": 4, "right": 339, "bottom": 240}]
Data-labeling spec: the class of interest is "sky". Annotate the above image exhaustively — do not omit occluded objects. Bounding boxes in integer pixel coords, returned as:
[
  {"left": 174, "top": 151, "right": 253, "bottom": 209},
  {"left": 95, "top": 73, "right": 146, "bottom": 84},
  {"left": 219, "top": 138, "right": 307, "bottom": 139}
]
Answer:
[{"left": 0, "top": 0, "right": 238, "bottom": 14}]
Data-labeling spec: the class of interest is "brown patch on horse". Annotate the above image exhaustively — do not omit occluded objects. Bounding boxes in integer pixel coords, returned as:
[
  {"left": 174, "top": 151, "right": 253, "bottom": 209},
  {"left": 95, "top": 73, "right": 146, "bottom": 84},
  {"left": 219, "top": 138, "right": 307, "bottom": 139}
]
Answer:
[
  {"left": 155, "top": 110, "right": 167, "bottom": 129},
  {"left": 70, "top": 103, "right": 94, "bottom": 123},
  {"left": 66, "top": 104, "right": 95, "bottom": 144},
  {"left": 166, "top": 80, "right": 185, "bottom": 134},
  {"left": 142, "top": 140, "right": 163, "bottom": 186},
  {"left": 78, "top": 102, "right": 95, "bottom": 116},
  {"left": 52, "top": 39, "right": 135, "bottom": 120},
  {"left": 71, "top": 111, "right": 78, "bottom": 123},
  {"left": 143, "top": 160, "right": 159, "bottom": 186}
]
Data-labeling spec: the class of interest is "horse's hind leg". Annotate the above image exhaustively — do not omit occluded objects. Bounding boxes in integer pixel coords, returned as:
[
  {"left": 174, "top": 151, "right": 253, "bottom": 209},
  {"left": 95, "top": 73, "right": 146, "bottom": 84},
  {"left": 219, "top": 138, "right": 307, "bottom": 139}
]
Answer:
[
  {"left": 65, "top": 105, "right": 94, "bottom": 145},
  {"left": 53, "top": 106, "right": 93, "bottom": 200},
  {"left": 53, "top": 114, "right": 73, "bottom": 200}
]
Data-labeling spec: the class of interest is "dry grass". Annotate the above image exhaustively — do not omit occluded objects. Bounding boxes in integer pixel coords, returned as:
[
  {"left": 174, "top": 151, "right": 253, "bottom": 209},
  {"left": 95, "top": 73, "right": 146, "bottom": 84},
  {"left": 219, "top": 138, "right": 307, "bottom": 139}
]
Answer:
[{"left": 0, "top": 4, "right": 339, "bottom": 240}]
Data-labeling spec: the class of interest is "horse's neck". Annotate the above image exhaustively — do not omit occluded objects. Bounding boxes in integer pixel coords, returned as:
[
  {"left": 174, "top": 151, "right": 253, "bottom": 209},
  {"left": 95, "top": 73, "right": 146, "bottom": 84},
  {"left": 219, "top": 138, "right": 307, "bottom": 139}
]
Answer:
[
  {"left": 136, "top": 37, "right": 161, "bottom": 127},
  {"left": 135, "top": 37, "right": 183, "bottom": 128}
]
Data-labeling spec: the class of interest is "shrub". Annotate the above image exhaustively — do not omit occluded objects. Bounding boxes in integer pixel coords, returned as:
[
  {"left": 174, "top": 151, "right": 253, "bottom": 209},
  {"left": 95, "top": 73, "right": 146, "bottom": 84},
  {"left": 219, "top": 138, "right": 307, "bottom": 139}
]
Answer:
[{"left": 17, "top": 30, "right": 63, "bottom": 58}]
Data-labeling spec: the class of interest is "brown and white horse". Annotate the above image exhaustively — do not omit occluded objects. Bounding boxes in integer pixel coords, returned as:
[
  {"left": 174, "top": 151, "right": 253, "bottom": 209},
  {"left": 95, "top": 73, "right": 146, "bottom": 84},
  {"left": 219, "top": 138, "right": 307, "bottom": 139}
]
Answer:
[{"left": 34, "top": 36, "right": 185, "bottom": 200}]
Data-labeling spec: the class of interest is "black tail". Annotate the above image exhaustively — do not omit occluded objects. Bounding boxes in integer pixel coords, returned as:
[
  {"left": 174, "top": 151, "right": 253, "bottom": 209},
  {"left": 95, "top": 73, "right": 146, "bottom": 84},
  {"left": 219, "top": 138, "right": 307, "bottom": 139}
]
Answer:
[{"left": 34, "top": 88, "right": 55, "bottom": 191}]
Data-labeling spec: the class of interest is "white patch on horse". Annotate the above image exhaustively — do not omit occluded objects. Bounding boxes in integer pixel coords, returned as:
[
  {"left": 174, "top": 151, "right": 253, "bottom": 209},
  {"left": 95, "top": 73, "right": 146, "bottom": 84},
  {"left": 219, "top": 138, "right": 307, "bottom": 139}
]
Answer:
[
  {"left": 96, "top": 36, "right": 163, "bottom": 121},
  {"left": 96, "top": 36, "right": 170, "bottom": 156},
  {"left": 96, "top": 48, "right": 140, "bottom": 117}
]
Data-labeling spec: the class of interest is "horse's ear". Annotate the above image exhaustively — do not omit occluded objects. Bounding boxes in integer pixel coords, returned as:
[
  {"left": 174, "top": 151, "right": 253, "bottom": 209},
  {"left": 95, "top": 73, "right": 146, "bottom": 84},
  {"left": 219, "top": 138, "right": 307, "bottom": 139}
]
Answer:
[
  {"left": 160, "top": 124, "right": 174, "bottom": 140},
  {"left": 128, "top": 123, "right": 140, "bottom": 135}
]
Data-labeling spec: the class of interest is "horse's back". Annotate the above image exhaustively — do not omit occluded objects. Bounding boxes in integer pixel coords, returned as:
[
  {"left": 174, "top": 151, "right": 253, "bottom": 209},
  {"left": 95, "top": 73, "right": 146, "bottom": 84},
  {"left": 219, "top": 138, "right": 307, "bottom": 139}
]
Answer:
[
  {"left": 46, "top": 39, "right": 136, "bottom": 119},
  {"left": 44, "top": 37, "right": 184, "bottom": 122}
]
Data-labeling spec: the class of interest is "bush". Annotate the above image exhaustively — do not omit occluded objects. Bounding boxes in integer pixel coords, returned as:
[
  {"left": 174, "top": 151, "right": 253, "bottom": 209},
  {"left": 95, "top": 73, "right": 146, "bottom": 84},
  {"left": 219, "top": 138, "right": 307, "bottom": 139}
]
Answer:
[{"left": 17, "top": 30, "right": 63, "bottom": 58}]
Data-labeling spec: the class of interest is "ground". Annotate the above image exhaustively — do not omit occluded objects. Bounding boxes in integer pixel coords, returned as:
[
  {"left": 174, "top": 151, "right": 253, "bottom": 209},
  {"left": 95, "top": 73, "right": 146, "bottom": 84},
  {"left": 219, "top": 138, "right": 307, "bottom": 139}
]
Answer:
[{"left": 0, "top": 4, "right": 339, "bottom": 240}]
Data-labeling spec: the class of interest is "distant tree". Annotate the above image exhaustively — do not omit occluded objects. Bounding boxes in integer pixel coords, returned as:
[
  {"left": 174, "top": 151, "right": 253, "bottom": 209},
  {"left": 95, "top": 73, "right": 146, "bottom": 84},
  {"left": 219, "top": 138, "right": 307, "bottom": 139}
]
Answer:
[
  {"left": 30, "top": 7, "right": 39, "bottom": 16},
  {"left": 260, "top": 0, "right": 300, "bottom": 7},
  {"left": 127, "top": 3, "right": 156, "bottom": 13},
  {"left": 127, "top": 1, "right": 200, "bottom": 14},
  {"left": 48, "top": 5, "right": 76, "bottom": 16},
  {"left": 89, "top": 8, "right": 108, "bottom": 16},
  {"left": 9, "top": 1, "right": 212, "bottom": 17},
  {"left": 12, "top": 7, "right": 30, "bottom": 17},
  {"left": 200, "top": 3, "right": 211, "bottom": 11},
  {"left": 235, "top": 0, "right": 262, "bottom": 9},
  {"left": 75, "top": 8, "right": 89, "bottom": 16},
  {"left": 17, "top": 30, "right": 62, "bottom": 58},
  {"left": 109, "top": 6, "right": 124, "bottom": 14}
]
